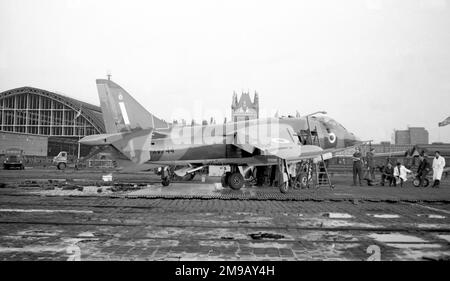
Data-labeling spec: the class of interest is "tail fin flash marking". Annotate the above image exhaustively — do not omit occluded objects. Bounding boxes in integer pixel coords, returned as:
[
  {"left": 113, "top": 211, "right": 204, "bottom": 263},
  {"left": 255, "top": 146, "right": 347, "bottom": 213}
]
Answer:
[{"left": 118, "top": 102, "right": 131, "bottom": 125}]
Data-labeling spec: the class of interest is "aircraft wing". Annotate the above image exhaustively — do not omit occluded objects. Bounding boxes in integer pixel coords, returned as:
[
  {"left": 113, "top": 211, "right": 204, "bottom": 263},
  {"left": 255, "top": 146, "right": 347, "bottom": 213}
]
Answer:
[
  {"left": 372, "top": 151, "right": 408, "bottom": 157},
  {"left": 232, "top": 124, "right": 324, "bottom": 162},
  {"left": 232, "top": 128, "right": 383, "bottom": 164}
]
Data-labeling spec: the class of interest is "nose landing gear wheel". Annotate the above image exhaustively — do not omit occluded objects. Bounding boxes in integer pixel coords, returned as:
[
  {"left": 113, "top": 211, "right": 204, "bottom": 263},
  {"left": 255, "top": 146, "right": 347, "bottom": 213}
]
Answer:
[{"left": 228, "top": 172, "right": 244, "bottom": 190}]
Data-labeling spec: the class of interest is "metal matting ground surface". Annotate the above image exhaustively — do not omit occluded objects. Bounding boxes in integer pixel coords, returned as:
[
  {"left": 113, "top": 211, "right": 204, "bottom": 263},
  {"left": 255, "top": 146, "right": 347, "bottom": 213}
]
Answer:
[{"left": 0, "top": 168, "right": 450, "bottom": 261}]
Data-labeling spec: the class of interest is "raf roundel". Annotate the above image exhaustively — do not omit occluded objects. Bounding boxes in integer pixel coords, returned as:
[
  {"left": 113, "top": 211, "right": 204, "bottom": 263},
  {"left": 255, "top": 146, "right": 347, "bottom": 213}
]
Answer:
[
  {"left": 118, "top": 94, "right": 123, "bottom": 100},
  {"left": 328, "top": 132, "right": 337, "bottom": 144}
]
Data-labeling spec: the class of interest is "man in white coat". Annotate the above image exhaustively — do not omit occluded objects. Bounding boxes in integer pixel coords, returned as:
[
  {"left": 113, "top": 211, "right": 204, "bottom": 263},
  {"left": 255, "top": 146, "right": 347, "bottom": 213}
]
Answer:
[
  {"left": 393, "top": 162, "right": 411, "bottom": 187},
  {"left": 432, "top": 151, "right": 446, "bottom": 188}
]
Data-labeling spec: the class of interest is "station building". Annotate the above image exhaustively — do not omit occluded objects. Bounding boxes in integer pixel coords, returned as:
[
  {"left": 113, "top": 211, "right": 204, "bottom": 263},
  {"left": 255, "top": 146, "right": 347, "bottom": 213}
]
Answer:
[
  {"left": 231, "top": 91, "right": 259, "bottom": 122},
  {"left": 0, "top": 86, "right": 105, "bottom": 158}
]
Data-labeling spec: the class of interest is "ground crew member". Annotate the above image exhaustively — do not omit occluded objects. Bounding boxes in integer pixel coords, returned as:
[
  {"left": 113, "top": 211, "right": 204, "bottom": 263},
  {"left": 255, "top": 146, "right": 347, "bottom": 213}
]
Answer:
[
  {"left": 416, "top": 152, "right": 431, "bottom": 187},
  {"left": 288, "top": 163, "right": 297, "bottom": 180},
  {"left": 432, "top": 151, "right": 446, "bottom": 188},
  {"left": 270, "top": 165, "right": 277, "bottom": 186},
  {"left": 365, "top": 147, "right": 376, "bottom": 183},
  {"left": 381, "top": 162, "right": 395, "bottom": 187},
  {"left": 352, "top": 147, "right": 363, "bottom": 186},
  {"left": 393, "top": 162, "right": 411, "bottom": 187},
  {"left": 255, "top": 166, "right": 266, "bottom": 186}
]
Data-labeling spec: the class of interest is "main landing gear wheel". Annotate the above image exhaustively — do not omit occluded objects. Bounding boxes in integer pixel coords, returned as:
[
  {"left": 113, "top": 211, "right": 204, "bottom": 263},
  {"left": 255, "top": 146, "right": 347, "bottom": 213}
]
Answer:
[
  {"left": 279, "top": 181, "right": 289, "bottom": 193},
  {"left": 221, "top": 172, "right": 231, "bottom": 187},
  {"left": 160, "top": 166, "right": 171, "bottom": 187},
  {"left": 228, "top": 172, "right": 244, "bottom": 190}
]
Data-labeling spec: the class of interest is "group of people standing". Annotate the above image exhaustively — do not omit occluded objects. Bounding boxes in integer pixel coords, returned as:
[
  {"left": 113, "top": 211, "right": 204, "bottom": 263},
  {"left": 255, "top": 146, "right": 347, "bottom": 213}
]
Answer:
[
  {"left": 352, "top": 147, "right": 446, "bottom": 188},
  {"left": 417, "top": 151, "right": 446, "bottom": 188},
  {"left": 351, "top": 147, "right": 374, "bottom": 186}
]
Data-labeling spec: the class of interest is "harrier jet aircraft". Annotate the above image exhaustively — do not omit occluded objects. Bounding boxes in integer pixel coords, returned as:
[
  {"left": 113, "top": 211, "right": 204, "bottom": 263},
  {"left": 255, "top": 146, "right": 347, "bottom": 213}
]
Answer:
[{"left": 80, "top": 79, "right": 364, "bottom": 192}]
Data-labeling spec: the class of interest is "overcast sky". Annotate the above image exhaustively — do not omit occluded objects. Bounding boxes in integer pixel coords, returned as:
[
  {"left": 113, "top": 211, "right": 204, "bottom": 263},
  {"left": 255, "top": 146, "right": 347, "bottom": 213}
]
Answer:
[{"left": 1, "top": 0, "right": 449, "bottom": 143}]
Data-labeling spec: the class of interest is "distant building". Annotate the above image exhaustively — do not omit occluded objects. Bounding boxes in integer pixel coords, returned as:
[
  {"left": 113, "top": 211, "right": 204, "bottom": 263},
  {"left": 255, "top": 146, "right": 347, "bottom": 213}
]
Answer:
[
  {"left": 394, "top": 127, "right": 429, "bottom": 145},
  {"left": 335, "top": 142, "right": 412, "bottom": 157},
  {"left": 231, "top": 91, "right": 259, "bottom": 123}
]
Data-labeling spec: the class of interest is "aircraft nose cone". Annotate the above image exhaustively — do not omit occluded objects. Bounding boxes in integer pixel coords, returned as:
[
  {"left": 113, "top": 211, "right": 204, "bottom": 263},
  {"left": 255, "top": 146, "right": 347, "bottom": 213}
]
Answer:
[{"left": 345, "top": 132, "right": 360, "bottom": 147}]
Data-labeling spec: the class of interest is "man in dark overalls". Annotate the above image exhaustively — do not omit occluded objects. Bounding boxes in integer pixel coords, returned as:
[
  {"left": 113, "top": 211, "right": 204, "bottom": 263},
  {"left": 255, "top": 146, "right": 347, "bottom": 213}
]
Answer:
[
  {"left": 366, "top": 147, "right": 376, "bottom": 181},
  {"left": 352, "top": 147, "right": 363, "bottom": 186},
  {"left": 417, "top": 152, "right": 431, "bottom": 187}
]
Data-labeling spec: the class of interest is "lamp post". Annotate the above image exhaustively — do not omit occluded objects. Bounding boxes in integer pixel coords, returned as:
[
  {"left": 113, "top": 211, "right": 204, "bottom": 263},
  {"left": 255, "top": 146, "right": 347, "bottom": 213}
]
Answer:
[{"left": 77, "top": 135, "right": 81, "bottom": 159}]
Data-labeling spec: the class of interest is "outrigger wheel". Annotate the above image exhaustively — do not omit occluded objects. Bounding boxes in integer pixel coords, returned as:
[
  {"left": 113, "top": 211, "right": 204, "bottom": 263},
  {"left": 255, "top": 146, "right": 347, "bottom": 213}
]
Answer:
[
  {"left": 227, "top": 172, "right": 244, "bottom": 190},
  {"left": 161, "top": 177, "right": 171, "bottom": 186}
]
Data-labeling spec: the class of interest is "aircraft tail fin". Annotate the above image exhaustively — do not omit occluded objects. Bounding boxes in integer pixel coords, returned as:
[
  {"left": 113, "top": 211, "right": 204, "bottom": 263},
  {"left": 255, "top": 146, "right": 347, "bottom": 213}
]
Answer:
[{"left": 96, "top": 79, "right": 169, "bottom": 133}]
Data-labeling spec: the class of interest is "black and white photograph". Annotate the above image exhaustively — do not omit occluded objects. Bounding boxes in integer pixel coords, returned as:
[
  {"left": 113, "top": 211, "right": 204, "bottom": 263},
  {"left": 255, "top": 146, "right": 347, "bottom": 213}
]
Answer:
[{"left": 0, "top": 0, "right": 449, "bottom": 271}]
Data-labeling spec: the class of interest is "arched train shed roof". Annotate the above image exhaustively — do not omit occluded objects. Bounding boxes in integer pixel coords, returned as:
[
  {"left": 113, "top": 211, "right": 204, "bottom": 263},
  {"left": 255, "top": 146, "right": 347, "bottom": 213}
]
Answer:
[{"left": 0, "top": 86, "right": 105, "bottom": 134}]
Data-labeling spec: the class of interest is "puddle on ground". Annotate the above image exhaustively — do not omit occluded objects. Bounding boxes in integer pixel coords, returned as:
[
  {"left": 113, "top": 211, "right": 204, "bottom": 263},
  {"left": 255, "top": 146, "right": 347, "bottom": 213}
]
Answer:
[
  {"left": 0, "top": 245, "right": 64, "bottom": 253},
  {"left": 78, "top": 232, "right": 95, "bottom": 237},
  {"left": 417, "top": 214, "right": 446, "bottom": 219},
  {"left": 310, "top": 219, "right": 384, "bottom": 229},
  {"left": 249, "top": 232, "right": 285, "bottom": 240},
  {"left": 198, "top": 241, "right": 236, "bottom": 248},
  {"left": 0, "top": 208, "right": 93, "bottom": 214},
  {"left": 417, "top": 224, "right": 450, "bottom": 229},
  {"left": 323, "top": 213, "right": 353, "bottom": 219},
  {"left": 333, "top": 193, "right": 353, "bottom": 196},
  {"left": 401, "top": 249, "right": 450, "bottom": 260},
  {"left": 144, "top": 227, "right": 185, "bottom": 239},
  {"left": 436, "top": 234, "right": 450, "bottom": 242},
  {"left": 297, "top": 231, "right": 359, "bottom": 242},
  {"left": 183, "top": 228, "right": 249, "bottom": 241},
  {"left": 235, "top": 212, "right": 255, "bottom": 216},
  {"left": 367, "top": 214, "right": 401, "bottom": 219},
  {"left": 369, "top": 233, "right": 426, "bottom": 243},
  {"left": 387, "top": 243, "right": 442, "bottom": 249},
  {"left": 17, "top": 230, "right": 63, "bottom": 236},
  {"left": 246, "top": 242, "right": 292, "bottom": 249},
  {"left": 30, "top": 186, "right": 113, "bottom": 196}
]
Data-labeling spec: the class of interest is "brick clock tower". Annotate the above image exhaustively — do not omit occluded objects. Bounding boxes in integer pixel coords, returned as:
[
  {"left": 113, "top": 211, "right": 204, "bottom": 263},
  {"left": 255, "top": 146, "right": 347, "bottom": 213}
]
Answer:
[{"left": 231, "top": 91, "right": 259, "bottom": 123}]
